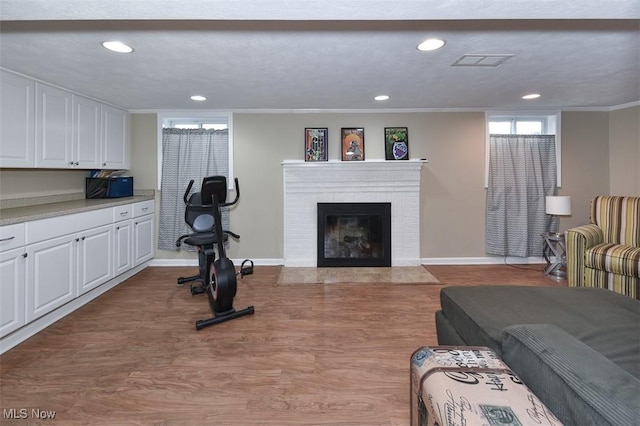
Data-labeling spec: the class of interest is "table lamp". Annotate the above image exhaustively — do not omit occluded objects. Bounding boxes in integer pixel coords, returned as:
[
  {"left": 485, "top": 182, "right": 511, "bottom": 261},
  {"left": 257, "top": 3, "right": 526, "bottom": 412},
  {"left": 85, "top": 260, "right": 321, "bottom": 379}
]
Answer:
[
  {"left": 545, "top": 196, "right": 572, "bottom": 216},
  {"left": 543, "top": 195, "right": 571, "bottom": 277},
  {"left": 545, "top": 195, "right": 571, "bottom": 233}
]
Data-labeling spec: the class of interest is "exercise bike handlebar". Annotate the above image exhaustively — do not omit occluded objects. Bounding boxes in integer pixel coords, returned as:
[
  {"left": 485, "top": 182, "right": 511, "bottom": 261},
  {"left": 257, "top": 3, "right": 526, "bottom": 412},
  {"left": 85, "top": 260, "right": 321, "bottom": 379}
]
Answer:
[
  {"left": 183, "top": 180, "right": 196, "bottom": 204},
  {"left": 183, "top": 178, "right": 240, "bottom": 208},
  {"left": 222, "top": 178, "right": 240, "bottom": 207}
]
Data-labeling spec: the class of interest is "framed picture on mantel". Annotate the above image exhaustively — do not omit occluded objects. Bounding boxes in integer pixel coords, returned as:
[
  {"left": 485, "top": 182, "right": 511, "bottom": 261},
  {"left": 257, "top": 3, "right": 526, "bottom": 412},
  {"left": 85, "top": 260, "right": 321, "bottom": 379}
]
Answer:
[
  {"left": 341, "top": 128, "right": 365, "bottom": 161},
  {"left": 304, "top": 128, "right": 328, "bottom": 162},
  {"left": 384, "top": 127, "right": 409, "bottom": 160}
]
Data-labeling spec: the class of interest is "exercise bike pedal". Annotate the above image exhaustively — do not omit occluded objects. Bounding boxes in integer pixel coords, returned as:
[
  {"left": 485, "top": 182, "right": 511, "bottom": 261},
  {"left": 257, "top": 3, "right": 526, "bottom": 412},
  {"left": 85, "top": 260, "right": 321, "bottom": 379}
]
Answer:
[
  {"left": 190, "top": 282, "right": 207, "bottom": 295},
  {"left": 240, "top": 259, "right": 254, "bottom": 278}
]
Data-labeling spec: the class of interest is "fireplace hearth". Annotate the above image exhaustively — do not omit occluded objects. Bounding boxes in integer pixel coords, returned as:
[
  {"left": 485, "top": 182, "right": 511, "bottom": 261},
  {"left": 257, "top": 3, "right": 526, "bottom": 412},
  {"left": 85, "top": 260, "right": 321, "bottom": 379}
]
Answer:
[{"left": 317, "top": 202, "right": 391, "bottom": 267}]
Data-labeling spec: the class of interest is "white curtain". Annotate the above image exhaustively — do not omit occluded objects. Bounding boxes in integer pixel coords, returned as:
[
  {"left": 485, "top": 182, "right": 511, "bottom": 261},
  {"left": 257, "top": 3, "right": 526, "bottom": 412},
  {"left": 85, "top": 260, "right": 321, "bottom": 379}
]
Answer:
[
  {"left": 485, "top": 134, "right": 557, "bottom": 257},
  {"left": 157, "top": 128, "right": 229, "bottom": 251}
]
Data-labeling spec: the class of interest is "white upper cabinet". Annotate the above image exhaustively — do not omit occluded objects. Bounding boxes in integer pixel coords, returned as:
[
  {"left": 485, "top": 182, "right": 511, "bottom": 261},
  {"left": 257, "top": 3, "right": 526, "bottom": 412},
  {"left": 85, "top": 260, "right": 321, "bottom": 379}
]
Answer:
[
  {"left": 0, "top": 70, "right": 36, "bottom": 167},
  {"left": 73, "top": 95, "right": 102, "bottom": 169},
  {"left": 102, "top": 104, "right": 129, "bottom": 169},
  {"left": 0, "top": 69, "right": 129, "bottom": 170},
  {"left": 35, "top": 82, "right": 73, "bottom": 168}
]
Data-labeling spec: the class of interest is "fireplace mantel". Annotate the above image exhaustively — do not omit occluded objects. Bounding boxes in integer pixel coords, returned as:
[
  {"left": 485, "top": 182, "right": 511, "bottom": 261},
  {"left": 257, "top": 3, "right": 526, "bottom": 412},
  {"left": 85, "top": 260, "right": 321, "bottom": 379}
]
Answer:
[{"left": 282, "top": 160, "right": 424, "bottom": 267}]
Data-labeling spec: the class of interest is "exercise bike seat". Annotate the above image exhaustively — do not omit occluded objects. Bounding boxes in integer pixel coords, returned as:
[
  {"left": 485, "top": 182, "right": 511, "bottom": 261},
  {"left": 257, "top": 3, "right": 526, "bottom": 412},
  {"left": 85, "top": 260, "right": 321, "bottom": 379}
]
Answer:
[{"left": 180, "top": 231, "right": 227, "bottom": 248}]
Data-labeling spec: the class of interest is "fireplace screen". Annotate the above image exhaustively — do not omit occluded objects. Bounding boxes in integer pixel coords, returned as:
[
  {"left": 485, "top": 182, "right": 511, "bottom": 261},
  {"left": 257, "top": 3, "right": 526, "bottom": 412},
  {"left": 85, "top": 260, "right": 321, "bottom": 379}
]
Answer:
[{"left": 317, "top": 202, "right": 391, "bottom": 267}]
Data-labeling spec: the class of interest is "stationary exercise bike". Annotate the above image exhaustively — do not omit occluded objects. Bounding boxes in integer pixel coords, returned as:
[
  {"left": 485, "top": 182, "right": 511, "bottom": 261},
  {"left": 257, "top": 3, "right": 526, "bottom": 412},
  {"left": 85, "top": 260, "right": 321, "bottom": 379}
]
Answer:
[{"left": 175, "top": 176, "right": 255, "bottom": 330}]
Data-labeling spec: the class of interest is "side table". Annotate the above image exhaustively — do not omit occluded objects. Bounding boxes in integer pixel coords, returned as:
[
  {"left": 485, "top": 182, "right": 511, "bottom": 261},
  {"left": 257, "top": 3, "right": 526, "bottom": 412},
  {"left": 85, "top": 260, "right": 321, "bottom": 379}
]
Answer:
[{"left": 542, "top": 232, "right": 567, "bottom": 278}]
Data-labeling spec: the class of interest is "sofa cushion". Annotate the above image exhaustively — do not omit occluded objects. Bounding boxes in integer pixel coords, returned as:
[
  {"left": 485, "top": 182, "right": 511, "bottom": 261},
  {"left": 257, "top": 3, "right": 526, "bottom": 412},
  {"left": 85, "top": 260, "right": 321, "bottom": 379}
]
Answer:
[
  {"left": 439, "top": 285, "right": 640, "bottom": 377},
  {"left": 501, "top": 324, "right": 640, "bottom": 426},
  {"left": 585, "top": 242, "right": 640, "bottom": 277}
]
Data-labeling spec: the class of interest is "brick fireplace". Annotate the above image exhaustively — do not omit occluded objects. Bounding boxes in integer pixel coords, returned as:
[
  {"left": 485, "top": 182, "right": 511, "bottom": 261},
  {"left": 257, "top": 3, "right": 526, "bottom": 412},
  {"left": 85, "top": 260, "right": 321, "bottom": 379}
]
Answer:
[{"left": 282, "top": 160, "right": 423, "bottom": 267}]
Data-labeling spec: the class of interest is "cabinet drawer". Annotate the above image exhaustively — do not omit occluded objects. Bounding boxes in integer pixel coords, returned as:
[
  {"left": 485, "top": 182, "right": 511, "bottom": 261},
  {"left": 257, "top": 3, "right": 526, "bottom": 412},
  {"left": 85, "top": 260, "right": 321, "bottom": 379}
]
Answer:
[
  {"left": 113, "top": 204, "right": 133, "bottom": 222},
  {"left": 133, "top": 200, "right": 154, "bottom": 217},
  {"left": 0, "top": 223, "right": 26, "bottom": 252},
  {"left": 26, "top": 208, "right": 113, "bottom": 244}
]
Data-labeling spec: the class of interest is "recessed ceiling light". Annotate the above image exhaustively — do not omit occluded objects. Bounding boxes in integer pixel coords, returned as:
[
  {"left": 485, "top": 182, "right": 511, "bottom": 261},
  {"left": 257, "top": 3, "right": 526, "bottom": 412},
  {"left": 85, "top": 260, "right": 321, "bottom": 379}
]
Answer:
[
  {"left": 101, "top": 41, "right": 134, "bottom": 53},
  {"left": 417, "top": 38, "right": 446, "bottom": 52},
  {"left": 374, "top": 95, "right": 389, "bottom": 101},
  {"left": 522, "top": 93, "right": 541, "bottom": 100},
  {"left": 190, "top": 95, "right": 207, "bottom": 101}
]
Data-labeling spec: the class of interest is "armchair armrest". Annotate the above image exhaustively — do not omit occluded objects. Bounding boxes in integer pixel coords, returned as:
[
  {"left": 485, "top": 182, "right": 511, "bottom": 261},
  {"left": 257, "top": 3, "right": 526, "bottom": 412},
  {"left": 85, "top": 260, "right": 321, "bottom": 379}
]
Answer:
[{"left": 566, "top": 224, "right": 603, "bottom": 287}]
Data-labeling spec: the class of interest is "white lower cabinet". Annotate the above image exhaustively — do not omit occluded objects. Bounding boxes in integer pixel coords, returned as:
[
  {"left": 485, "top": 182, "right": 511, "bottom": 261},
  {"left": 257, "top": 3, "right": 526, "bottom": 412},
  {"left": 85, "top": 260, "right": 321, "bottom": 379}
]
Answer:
[
  {"left": 0, "top": 248, "right": 27, "bottom": 337},
  {"left": 26, "top": 234, "right": 77, "bottom": 322},
  {"left": 132, "top": 200, "right": 155, "bottom": 266},
  {"left": 78, "top": 224, "right": 113, "bottom": 295},
  {"left": 133, "top": 214, "right": 154, "bottom": 266},
  {"left": 114, "top": 219, "right": 133, "bottom": 276}
]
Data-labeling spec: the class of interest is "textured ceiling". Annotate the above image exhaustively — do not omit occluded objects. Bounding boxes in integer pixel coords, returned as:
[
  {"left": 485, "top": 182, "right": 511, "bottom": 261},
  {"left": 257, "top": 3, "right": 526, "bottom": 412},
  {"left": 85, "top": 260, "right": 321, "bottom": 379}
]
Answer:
[{"left": 1, "top": 0, "right": 639, "bottom": 111}]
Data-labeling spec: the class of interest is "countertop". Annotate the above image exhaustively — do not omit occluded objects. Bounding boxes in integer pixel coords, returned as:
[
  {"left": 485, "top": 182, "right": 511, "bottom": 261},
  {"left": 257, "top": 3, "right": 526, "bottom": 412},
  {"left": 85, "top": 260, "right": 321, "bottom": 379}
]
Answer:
[{"left": 0, "top": 195, "right": 155, "bottom": 226}]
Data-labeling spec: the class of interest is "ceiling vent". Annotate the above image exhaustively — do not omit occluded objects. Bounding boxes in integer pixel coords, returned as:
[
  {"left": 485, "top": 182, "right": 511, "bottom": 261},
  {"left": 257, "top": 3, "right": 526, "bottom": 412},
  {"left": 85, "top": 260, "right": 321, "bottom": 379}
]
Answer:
[{"left": 452, "top": 54, "right": 514, "bottom": 67}]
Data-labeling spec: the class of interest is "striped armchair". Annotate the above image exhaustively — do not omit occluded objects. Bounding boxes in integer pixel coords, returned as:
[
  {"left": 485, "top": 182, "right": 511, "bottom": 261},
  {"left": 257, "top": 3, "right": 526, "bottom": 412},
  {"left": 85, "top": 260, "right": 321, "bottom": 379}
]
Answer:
[{"left": 566, "top": 196, "right": 640, "bottom": 299}]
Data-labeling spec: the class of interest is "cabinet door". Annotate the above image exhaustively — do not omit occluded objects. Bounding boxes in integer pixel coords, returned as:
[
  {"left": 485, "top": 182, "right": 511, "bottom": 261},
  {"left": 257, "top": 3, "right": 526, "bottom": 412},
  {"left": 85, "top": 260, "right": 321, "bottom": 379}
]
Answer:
[
  {"left": 35, "top": 83, "right": 73, "bottom": 168},
  {"left": 73, "top": 95, "right": 101, "bottom": 169},
  {"left": 102, "top": 104, "right": 129, "bottom": 169},
  {"left": 26, "top": 235, "right": 77, "bottom": 322},
  {"left": 78, "top": 224, "right": 113, "bottom": 295},
  {"left": 114, "top": 220, "right": 133, "bottom": 276},
  {"left": 0, "top": 70, "right": 35, "bottom": 167},
  {"left": 133, "top": 215, "right": 154, "bottom": 266},
  {"left": 0, "top": 248, "right": 27, "bottom": 337}
]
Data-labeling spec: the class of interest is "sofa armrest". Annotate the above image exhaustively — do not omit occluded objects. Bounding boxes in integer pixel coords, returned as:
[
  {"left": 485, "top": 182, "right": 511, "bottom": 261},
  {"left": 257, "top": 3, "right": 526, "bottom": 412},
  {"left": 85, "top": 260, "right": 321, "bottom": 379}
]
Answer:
[
  {"left": 566, "top": 224, "right": 603, "bottom": 287},
  {"left": 501, "top": 324, "right": 640, "bottom": 426}
]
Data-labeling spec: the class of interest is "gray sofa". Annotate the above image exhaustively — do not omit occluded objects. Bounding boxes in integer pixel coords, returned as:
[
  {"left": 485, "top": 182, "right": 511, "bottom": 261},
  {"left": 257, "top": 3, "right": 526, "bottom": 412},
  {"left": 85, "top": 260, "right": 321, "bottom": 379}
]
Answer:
[{"left": 435, "top": 285, "right": 640, "bottom": 426}]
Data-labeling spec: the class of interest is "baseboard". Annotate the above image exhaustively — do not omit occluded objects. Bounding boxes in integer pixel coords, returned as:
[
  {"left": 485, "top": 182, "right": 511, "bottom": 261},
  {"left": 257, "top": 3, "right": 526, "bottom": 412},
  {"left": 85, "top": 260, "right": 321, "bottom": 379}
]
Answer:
[
  {"left": 421, "top": 256, "right": 545, "bottom": 265},
  {"left": 149, "top": 258, "right": 284, "bottom": 267},
  {"left": 150, "top": 257, "right": 545, "bottom": 267}
]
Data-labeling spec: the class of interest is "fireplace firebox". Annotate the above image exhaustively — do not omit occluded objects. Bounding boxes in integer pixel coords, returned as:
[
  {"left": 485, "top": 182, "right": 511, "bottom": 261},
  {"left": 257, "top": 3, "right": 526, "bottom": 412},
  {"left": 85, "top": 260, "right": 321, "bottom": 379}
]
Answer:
[{"left": 317, "top": 202, "right": 391, "bottom": 267}]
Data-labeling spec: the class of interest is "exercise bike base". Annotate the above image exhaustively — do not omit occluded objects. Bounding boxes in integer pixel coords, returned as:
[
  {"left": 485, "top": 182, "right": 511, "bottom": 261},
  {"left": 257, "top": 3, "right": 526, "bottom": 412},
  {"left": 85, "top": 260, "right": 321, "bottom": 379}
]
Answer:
[
  {"left": 177, "top": 274, "right": 200, "bottom": 285},
  {"left": 195, "top": 306, "right": 255, "bottom": 330}
]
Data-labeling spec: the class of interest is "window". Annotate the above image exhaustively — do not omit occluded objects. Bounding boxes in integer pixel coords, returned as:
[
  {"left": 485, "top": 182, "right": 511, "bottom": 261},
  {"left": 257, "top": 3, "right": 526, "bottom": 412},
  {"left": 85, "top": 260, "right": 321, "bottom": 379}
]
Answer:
[
  {"left": 167, "top": 119, "right": 229, "bottom": 131},
  {"left": 156, "top": 113, "right": 233, "bottom": 190},
  {"left": 156, "top": 113, "right": 233, "bottom": 251},
  {"left": 485, "top": 112, "right": 561, "bottom": 186},
  {"left": 488, "top": 116, "right": 551, "bottom": 135}
]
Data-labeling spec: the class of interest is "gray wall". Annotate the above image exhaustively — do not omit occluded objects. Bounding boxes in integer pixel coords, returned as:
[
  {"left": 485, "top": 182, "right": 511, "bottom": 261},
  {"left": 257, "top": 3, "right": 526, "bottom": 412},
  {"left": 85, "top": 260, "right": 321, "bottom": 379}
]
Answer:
[
  {"left": 2, "top": 107, "right": 638, "bottom": 262},
  {"left": 609, "top": 106, "right": 640, "bottom": 196},
  {"left": 143, "top": 109, "right": 629, "bottom": 261}
]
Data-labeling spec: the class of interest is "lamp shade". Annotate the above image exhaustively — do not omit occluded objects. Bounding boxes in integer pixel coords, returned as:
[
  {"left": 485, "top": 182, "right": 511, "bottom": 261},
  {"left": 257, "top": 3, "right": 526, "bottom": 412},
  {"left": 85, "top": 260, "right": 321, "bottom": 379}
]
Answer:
[{"left": 545, "top": 196, "right": 571, "bottom": 215}]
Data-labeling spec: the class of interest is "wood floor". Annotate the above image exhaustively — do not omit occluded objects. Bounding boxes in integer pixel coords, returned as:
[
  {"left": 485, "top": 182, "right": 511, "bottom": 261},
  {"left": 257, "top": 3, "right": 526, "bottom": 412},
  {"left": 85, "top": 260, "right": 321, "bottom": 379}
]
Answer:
[{"left": 0, "top": 264, "right": 566, "bottom": 425}]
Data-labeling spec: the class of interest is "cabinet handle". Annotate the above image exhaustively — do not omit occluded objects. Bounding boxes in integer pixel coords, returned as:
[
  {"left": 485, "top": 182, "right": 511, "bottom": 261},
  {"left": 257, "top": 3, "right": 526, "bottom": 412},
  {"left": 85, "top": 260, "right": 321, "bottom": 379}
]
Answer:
[
  {"left": 120, "top": 212, "right": 128, "bottom": 216},
  {"left": 74, "top": 162, "right": 79, "bottom": 166},
  {"left": 102, "top": 162, "right": 107, "bottom": 166},
  {"left": 75, "top": 238, "right": 80, "bottom": 242},
  {"left": 23, "top": 253, "right": 28, "bottom": 258},
  {"left": 81, "top": 236, "right": 85, "bottom": 240},
  {"left": 142, "top": 207, "right": 149, "bottom": 212},
  {"left": 0, "top": 236, "right": 15, "bottom": 242},
  {"left": 116, "top": 226, "right": 120, "bottom": 230},
  {"left": 68, "top": 161, "right": 74, "bottom": 166}
]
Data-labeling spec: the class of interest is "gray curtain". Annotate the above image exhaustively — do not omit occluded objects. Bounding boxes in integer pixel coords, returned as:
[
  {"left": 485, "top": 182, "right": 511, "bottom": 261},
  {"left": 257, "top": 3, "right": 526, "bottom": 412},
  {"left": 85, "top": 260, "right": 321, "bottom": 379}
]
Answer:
[
  {"left": 485, "top": 134, "right": 557, "bottom": 257},
  {"left": 158, "top": 128, "right": 229, "bottom": 251}
]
